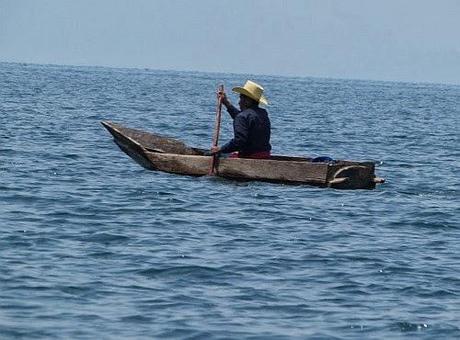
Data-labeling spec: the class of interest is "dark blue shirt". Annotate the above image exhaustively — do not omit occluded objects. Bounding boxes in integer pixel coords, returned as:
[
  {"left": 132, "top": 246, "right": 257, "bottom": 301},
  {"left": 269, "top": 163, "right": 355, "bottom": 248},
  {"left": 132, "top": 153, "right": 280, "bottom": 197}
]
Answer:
[{"left": 220, "top": 105, "right": 271, "bottom": 157}]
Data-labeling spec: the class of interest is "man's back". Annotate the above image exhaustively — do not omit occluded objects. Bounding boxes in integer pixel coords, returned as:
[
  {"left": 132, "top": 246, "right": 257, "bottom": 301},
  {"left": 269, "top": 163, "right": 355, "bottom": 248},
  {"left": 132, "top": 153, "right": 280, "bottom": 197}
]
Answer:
[{"left": 234, "top": 107, "right": 271, "bottom": 157}]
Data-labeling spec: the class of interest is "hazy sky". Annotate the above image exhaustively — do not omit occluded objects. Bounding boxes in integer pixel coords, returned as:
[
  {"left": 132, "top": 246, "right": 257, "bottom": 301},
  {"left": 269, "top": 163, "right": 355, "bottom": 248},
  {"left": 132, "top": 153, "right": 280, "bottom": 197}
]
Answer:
[{"left": 1, "top": 0, "right": 459, "bottom": 84}]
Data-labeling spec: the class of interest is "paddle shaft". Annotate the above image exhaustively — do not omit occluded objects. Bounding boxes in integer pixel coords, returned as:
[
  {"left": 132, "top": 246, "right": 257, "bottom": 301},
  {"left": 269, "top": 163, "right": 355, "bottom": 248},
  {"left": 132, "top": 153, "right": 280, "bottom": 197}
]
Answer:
[{"left": 209, "top": 84, "right": 224, "bottom": 175}]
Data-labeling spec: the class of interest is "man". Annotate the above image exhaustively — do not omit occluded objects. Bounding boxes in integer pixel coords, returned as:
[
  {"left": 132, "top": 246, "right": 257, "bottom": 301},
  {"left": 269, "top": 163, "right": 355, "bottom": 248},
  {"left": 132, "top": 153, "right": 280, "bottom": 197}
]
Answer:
[{"left": 211, "top": 80, "right": 271, "bottom": 159}]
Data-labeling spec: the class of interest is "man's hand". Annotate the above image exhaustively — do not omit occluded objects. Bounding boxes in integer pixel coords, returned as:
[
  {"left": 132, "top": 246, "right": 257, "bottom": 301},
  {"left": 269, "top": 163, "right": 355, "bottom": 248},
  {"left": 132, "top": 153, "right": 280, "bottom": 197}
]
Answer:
[
  {"left": 204, "top": 146, "right": 221, "bottom": 156},
  {"left": 218, "top": 90, "right": 230, "bottom": 107}
]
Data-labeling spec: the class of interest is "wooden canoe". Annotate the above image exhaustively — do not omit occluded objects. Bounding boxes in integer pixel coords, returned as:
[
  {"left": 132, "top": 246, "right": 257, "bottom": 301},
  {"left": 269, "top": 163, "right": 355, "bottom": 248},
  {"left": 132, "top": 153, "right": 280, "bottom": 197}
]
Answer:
[{"left": 101, "top": 121, "right": 384, "bottom": 189}]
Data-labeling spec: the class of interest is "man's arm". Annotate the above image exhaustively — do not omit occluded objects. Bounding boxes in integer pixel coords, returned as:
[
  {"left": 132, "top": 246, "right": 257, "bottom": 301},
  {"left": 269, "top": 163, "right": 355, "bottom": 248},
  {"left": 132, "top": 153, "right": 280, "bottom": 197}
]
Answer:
[
  {"left": 221, "top": 92, "right": 240, "bottom": 119},
  {"left": 219, "top": 114, "right": 249, "bottom": 154}
]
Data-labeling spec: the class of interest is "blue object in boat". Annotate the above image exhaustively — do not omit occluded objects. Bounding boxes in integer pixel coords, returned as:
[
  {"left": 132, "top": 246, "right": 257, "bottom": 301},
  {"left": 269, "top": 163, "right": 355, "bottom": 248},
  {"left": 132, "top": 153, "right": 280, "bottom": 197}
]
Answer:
[{"left": 312, "top": 156, "right": 335, "bottom": 163}]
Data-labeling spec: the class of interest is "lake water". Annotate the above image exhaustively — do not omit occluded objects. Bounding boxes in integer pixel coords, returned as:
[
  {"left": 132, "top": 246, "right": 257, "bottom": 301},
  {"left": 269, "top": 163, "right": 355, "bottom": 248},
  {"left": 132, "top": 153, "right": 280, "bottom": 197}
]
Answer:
[{"left": 1, "top": 62, "right": 459, "bottom": 339}]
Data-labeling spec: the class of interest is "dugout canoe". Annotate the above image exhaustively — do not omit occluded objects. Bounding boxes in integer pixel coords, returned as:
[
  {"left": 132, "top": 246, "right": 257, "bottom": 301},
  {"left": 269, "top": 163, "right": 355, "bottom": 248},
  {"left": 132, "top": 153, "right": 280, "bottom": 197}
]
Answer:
[{"left": 101, "top": 121, "right": 384, "bottom": 189}]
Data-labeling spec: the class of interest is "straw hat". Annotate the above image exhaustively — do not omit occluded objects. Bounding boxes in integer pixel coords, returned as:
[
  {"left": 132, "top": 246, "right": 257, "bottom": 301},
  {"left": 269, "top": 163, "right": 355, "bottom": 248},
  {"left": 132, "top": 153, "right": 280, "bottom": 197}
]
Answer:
[{"left": 232, "top": 80, "right": 268, "bottom": 105}]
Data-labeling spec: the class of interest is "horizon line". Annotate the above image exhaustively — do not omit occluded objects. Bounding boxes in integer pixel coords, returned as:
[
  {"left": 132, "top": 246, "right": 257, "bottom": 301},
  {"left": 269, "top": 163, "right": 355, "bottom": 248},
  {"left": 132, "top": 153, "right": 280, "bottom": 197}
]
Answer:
[{"left": 1, "top": 59, "right": 459, "bottom": 87}]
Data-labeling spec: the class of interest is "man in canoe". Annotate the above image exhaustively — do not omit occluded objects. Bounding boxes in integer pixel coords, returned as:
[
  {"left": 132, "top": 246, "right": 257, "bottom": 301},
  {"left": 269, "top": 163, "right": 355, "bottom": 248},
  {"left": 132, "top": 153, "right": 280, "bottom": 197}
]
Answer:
[{"left": 211, "top": 80, "right": 271, "bottom": 159}]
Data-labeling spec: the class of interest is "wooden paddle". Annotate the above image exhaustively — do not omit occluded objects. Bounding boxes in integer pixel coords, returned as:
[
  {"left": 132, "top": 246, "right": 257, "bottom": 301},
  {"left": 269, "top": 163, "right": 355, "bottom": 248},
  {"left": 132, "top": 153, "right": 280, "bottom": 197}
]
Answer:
[{"left": 209, "top": 84, "right": 224, "bottom": 175}]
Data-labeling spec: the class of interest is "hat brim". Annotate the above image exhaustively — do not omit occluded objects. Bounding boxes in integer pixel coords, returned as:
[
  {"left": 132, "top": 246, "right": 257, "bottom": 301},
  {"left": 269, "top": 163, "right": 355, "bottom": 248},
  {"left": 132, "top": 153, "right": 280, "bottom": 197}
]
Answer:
[{"left": 232, "top": 87, "right": 268, "bottom": 106}]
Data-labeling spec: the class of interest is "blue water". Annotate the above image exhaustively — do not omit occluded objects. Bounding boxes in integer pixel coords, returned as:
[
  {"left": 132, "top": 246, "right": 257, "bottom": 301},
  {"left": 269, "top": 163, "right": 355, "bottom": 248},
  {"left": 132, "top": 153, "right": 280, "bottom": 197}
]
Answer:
[{"left": 1, "top": 62, "right": 459, "bottom": 339}]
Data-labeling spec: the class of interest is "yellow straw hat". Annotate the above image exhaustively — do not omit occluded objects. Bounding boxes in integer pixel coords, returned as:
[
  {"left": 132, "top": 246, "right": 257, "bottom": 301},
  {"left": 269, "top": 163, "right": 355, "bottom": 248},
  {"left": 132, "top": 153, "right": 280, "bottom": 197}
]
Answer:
[{"left": 232, "top": 80, "right": 268, "bottom": 105}]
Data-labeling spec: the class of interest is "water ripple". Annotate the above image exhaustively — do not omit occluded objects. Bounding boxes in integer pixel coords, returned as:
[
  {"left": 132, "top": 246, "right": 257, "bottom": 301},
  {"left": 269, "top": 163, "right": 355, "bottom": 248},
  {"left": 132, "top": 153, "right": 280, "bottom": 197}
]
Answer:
[{"left": 1, "top": 62, "right": 459, "bottom": 339}]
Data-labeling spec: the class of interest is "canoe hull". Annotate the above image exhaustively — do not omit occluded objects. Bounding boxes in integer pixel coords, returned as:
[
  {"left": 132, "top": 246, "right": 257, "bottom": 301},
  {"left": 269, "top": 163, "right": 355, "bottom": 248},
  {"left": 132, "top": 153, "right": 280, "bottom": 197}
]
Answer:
[
  {"left": 102, "top": 121, "right": 382, "bottom": 189},
  {"left": 144, "top": 152, "right": 329, "bottom": 185}
]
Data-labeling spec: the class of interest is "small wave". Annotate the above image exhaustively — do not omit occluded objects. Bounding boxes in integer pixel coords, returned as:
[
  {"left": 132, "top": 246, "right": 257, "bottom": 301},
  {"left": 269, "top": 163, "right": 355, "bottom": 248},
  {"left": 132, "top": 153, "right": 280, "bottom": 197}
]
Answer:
[
  {"left": 393, "top": 321, "right": 429, "bottom": 332},
  {"left": 119, "top": 314, "right": 153, "bottom": 323},
  {"left": 87, "top": 251, "right": 116, "bottom": 258},
  {"left": 138, "top": 265, "right": 230, "bottom": 281},
  {"left": 0, "top": 327, "right": 54, "bottom": 339},
  {"left": 80, "top": 232, "right": 130, "bottom": 244}
]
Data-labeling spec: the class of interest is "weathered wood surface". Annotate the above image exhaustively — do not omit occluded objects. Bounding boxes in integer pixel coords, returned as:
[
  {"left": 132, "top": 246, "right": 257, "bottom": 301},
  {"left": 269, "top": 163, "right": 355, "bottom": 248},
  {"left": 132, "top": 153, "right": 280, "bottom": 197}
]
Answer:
[
  {"left": 143, "top": 152, "right": 328, "bottom": 184},
  {"left": 101, "top": 121, "right": 383, "bottom": 189},
  {"left": 101, "top": 121, "right": 203, "bottom": 155},
  {"left": 146, "top": 152, "right": 210, "bottom": 175},
  {"left": 218, "top": 158, "right": 328, "bottom": 184}
]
